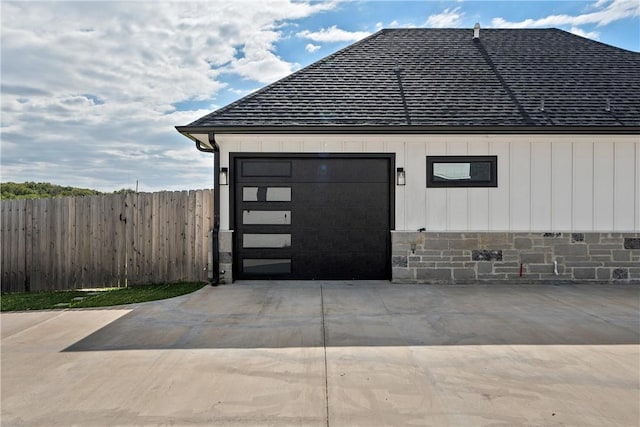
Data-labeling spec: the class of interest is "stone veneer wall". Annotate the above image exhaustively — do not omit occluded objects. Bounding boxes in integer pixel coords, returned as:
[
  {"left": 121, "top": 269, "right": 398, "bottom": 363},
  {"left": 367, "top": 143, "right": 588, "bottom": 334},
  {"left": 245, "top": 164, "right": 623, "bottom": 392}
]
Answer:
[
  {"left": 392, "top": 232, "right": 640, "bottom": 284},
  {"left": 218, "top": 230, "right": 234, "bottom": 284}
]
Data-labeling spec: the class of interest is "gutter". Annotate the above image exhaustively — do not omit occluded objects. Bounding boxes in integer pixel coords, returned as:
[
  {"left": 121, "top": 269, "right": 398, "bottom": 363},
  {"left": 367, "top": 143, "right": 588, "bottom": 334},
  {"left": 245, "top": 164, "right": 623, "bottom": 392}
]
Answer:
[
  {"left": 190, "top": 132, "right": 220, "bottom": 286},
  {"left": 175, "top": 124, "right": 640, "bottom": 135}
]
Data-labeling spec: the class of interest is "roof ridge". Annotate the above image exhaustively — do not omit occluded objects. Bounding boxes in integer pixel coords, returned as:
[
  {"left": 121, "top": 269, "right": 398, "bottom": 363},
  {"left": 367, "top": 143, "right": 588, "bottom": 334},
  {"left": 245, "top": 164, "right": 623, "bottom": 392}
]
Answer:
[{"left": 551, "top": 27, "right": 640, "bottom": 54}]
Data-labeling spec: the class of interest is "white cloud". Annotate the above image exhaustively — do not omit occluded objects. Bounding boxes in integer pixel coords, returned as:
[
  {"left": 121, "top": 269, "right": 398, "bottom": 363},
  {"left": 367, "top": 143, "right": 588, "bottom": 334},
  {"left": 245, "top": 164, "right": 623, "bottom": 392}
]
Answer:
[
  {"left": 297, "top": 25, "right": 371, "bottom": 42},
  {"left": 0, "top": 1, "right": 338, "bottom": 192},
  {"left": 592, "top": 0, "right": 613, "bottom": 9},
  {"left": 228, "top": 87, "right": 258, "bottom": 97},
  {"left": 305, "top": 43, "right": 321, "bottom": 52},
  {"left": 425, "top": 7, "right": 464, "bottom": 28},
  {"left": 386, "top": 20, "right": 417, "bottom": 29},
  {"left": 492, "top": 0, "right": 639, "bottom": 28},
  {"left": 569, "top": 26, "right": 601, "bottom": 39}
]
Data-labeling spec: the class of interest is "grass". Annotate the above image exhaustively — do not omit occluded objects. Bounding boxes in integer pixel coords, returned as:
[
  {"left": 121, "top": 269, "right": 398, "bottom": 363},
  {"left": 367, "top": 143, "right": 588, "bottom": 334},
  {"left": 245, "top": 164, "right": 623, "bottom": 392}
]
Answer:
[{"left": 0, "top": 282, "right": 206, "bottom": 312}]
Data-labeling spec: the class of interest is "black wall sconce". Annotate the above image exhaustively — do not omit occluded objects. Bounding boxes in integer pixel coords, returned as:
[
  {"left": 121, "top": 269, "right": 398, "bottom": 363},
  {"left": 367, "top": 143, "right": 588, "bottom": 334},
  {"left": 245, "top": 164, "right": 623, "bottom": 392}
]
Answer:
[
  {"left": 396, "top": 167, "right": 406, "bottom": 186},
  {"left": 219, "top": 167, "right": 229, "bottom": 186}
]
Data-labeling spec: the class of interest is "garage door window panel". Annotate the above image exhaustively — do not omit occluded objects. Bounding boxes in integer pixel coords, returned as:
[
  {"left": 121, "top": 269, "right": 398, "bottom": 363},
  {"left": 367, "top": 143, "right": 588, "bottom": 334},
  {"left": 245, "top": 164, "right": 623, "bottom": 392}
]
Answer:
[
  {"left": 242, "top": 161, "right": 291, "bottom": 177},
  {"left": 243, "top": 233, "right": 292, "bottom": 249},
  {"left": 242, "top": 210, "right": 291, "bottom": 225},
  {"left": 243, "top": 187, "right": 291, "bottom": 202},
  {"left": 243, "top": 259, "right": 292, "bottom": 275}
]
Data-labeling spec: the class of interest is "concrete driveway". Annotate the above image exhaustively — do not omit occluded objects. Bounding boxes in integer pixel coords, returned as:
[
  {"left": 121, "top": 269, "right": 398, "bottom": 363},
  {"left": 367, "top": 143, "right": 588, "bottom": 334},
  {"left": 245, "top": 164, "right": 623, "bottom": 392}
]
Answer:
[{"left": 2, "top": 282, "right": 639, "bottom": 426}]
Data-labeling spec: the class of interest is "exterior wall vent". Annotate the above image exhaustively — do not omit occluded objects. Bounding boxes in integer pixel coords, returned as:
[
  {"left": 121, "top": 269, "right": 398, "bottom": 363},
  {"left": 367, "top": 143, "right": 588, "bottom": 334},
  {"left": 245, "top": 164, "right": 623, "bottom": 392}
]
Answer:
[{"left": 473, "top": 23, "right": 480, "bottom": 39}]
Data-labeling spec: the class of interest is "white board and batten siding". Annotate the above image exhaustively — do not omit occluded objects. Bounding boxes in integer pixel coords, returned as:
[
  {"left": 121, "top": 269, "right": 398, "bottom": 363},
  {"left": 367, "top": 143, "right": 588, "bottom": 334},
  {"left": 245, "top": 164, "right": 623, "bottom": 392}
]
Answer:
[{"left": 216, "top": 134, "right": 640, "bottom": 233}]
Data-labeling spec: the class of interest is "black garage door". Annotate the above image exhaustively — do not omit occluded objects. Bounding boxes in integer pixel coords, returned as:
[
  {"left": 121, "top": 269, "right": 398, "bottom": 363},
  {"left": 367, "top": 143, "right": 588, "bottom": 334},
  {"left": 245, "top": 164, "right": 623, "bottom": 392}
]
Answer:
[{"left": 232, "top": 154, "right": 394, "bottom": 280}]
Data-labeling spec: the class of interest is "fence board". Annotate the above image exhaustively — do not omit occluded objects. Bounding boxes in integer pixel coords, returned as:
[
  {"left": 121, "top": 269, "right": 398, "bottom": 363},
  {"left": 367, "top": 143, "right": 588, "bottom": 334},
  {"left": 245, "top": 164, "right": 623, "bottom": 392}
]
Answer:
[
  {"left": 6, "top": 200, "right": 13, "bottom": 290},
  {"left": 55, "top": 198, "right": 65, "bottom": 289},
  {"left": 42, "top": 199, "right": 52, "bottom": 289},
  {"left": 186, "top": 191, "right": 195, "bottom": 280},
  {"left": 6, "top": 201, "right": 16, "bottom": 291},
  {"left": 106, "top": 195, "right": 116, "bottom": 287},
  {"left": 1, "top": 202, "right": 7, "bottom": 289},
  {"left": 65, "top": 198, "right": 73, "bottom": 289},
  {"left": 11, "top": 201, "right": 20, "bottom": 291},
  {"left": 202, "top": 189, "right": 213, "bottom": 281},
  {"left": 8, "top": 200, "right": 16, "bottom": 291},
  {"left": 177, "top": 191, "right": 185, "bottom": 280},
  {"left": 38, "top": 198, "right": 49, "bottom": 289},
  {"left": 167, "top": 192, "right": 180, "bottom": 281},
  {"left": 123, "top": 193, "right": 130, "bottom": 285},
  {"left": 24, "top": 200, "right": 33, "bottom": 292},
  {"left": 165, "top": 192, "right": 171, "bottom": 281},
  {"left": 114, "top": 194, "right": 123, "bottom": 287},
  {"left": 29, "top": 200, "right": 41, "bottom": 290},
  {"left": 3, "top": 201, "right": 11, "bottom": 290},
  {"left": 167, "top": 191, "right": 175, "bottom": 282},
  {"left": 76, "top": 196, "right": 88, "bottom": 287},
  {"left": 142, "top": 191, "right": 149, "bottom": 283},
  {"left": 180, "top": 191, "right": 189, "bottom": 281},
  {"left": 136, "top": 193, "right": 144, "bottom": 284},
  {"left": 47, "top": 198, "right": 57, "bottom": 289},
  {"left": 14, "top": 201, "right": 24, "bottom": 291},
  {"left": 100, "top": 196, "right": 108, "bottom": 287},
  {"left": 195, "top": 190, "right": 203, "bottom": 279},
  {"left": 117, "top": 194, "right": 126, "bottom": 287}
]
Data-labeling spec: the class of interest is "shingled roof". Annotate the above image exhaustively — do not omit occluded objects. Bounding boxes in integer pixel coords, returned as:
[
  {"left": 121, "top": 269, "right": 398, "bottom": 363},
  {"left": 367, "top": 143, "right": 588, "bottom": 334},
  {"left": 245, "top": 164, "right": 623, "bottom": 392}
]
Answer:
[{"left": 179, "top": 28, "right": 640, "bottom": 132}]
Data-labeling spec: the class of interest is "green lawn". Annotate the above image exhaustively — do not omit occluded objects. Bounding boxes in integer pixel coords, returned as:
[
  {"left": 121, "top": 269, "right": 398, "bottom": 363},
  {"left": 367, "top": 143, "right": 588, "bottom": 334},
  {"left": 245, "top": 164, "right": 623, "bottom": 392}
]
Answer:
[{"left": 0, "top": 282, "right": 206, "bottom": 312}]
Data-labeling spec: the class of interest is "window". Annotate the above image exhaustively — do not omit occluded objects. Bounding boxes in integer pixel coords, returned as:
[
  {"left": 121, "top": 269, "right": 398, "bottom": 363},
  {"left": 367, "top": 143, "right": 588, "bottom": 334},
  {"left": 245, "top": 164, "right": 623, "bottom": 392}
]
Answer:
[{"left": 426, "top": 156, "right": 497, "bottom": 188}]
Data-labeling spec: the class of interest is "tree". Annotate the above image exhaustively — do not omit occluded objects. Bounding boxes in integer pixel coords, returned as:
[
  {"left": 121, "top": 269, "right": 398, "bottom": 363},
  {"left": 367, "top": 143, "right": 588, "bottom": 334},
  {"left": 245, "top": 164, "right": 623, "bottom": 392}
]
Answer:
[{"left": 0, "top": 182, "right": 103, "bottom": 200}]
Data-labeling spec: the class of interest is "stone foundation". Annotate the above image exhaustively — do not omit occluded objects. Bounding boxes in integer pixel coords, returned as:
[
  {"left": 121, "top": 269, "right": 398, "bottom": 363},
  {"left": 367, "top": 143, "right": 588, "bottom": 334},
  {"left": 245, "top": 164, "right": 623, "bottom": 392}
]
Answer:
[{"left": 392, "top": 232, "right": 640, "bottom": 284}]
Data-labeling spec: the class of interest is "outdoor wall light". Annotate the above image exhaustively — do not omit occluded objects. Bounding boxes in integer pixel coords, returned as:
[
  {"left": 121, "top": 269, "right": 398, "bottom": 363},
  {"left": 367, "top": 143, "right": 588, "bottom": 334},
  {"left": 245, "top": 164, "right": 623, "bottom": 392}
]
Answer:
[
  {"left": 219, "top": 167, "right": 229, "bottom": 186},
  {"left": 396, "top": 167, "right": 406, "bottom": 186}
]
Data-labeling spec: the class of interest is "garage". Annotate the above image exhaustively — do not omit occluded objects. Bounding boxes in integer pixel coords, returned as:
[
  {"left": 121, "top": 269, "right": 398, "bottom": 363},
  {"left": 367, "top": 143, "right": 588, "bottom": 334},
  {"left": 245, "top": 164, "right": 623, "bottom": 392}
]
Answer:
[{"left": 231, "top": 154, "right": 394, "bottom": 280}]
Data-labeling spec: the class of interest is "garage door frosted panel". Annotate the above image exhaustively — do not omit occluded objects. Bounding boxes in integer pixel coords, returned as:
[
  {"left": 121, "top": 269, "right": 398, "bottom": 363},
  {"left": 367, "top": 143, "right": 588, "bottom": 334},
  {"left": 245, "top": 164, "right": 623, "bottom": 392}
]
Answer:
[{"left": 242, "top": 211, "right": 291, "bottom": 225}]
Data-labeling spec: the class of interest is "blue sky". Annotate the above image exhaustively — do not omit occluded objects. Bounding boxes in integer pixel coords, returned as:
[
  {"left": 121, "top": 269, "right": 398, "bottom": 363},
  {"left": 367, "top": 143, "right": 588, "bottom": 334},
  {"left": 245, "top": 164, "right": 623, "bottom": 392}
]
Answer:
[{"left": 1, "top": 0, "right": 638, "bottom": 192}]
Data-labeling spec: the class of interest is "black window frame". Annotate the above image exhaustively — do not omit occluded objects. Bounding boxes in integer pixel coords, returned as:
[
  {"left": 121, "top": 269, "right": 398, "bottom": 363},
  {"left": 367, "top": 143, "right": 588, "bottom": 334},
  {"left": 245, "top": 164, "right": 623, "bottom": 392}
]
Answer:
[{"left": 426, "top": 155, "right": 498, "bottom": 188}]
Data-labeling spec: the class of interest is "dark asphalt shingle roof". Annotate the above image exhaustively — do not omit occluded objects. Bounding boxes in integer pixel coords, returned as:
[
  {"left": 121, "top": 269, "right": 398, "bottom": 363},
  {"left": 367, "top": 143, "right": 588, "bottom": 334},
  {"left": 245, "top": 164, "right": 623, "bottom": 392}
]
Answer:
[{"left": 184, "top": 28, "right": 640, "bottom": 129}]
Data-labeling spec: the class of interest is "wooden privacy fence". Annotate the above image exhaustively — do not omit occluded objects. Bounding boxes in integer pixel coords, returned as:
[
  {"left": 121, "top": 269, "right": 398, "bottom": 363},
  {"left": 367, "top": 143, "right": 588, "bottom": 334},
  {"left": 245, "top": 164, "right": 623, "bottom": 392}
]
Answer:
[{"left": 1, "top": 190, "right": 213, "bottom": 293}]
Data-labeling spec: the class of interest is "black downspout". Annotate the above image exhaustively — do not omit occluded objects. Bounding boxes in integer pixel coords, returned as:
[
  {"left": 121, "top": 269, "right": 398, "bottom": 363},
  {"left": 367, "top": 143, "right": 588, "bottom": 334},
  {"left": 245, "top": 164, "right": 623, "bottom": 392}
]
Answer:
[{"left": 195, "top": 133, "right": 220, "bottom": 286}]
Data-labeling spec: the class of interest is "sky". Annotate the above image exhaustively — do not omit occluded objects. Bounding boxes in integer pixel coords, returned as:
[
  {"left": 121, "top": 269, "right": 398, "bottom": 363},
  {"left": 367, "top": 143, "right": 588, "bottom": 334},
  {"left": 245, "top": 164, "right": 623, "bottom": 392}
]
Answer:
[{"left": 1, "top": 0, "right": 639, "bottom": 193}]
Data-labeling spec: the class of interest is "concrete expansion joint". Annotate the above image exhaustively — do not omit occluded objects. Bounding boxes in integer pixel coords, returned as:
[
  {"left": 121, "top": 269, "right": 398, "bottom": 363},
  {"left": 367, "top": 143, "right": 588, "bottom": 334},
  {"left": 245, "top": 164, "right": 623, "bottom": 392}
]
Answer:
[{"left": 320, "top": 284, "right": 330, "bottom": 427}]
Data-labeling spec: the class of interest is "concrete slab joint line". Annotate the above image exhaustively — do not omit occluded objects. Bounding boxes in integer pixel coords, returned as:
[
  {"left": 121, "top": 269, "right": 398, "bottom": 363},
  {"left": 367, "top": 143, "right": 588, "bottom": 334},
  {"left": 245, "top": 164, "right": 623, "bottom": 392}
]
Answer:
[{"left": 320, "top": 284, "right": 330, "bottom": 427}]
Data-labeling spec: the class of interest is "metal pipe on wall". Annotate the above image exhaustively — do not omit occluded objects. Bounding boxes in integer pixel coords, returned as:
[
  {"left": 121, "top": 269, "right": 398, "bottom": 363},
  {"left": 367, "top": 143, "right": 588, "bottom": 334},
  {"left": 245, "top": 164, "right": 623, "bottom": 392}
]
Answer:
[{"left": 194, "top": 134, "right": 220, "bottom": 286}]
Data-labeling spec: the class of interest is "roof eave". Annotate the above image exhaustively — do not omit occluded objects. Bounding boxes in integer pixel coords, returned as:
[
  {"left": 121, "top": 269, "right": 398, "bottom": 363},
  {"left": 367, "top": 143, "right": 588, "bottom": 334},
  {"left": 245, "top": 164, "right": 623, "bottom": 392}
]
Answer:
[{"left": 176, "top": 124, "right": 640, "bottom": 136}]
